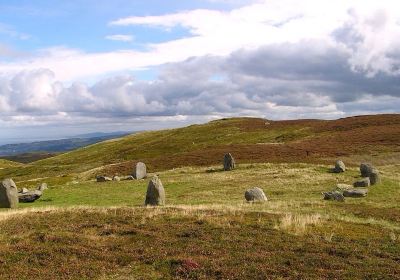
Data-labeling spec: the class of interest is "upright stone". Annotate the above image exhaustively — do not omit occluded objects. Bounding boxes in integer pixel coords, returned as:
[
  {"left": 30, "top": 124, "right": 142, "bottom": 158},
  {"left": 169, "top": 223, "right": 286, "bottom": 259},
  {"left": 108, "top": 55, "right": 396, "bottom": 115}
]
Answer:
[
  {"left": 223, "top": 153, "right": 235, "bottom": 171},
  {"left": 360, "top": 163, "right": 373, "bottom": 177},
  {"left": 0, "top": 179, "right": 19, "bottom": 208},
  {"left": 134, "top": 162, "right": 147, "bottom": 179},
  {"left": 145, "top": 176, "right": 165, "bottom": 206},
  {"left": 245, "top": 187, "right": 267, "bottom": 202},
  {"left": 369, "top": 169, "right": 381, "bottom": 185},
  {"left": 333, "top": 160, "right": 346, "bottom": 173}
]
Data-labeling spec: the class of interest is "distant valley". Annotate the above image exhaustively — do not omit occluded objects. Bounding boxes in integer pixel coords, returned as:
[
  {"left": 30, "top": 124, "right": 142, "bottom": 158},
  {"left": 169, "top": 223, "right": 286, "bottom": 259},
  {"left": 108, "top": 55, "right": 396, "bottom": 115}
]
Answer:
[{"left": 0, "top": 131, "right": 132, "bottom": 162}]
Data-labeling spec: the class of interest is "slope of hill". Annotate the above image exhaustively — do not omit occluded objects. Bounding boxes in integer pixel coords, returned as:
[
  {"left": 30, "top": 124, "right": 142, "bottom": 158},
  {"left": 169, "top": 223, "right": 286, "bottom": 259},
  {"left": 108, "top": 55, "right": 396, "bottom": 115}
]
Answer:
[
  {"left": 0, "top": 159, "right": 21, "bottom": 169},
  {"left": 1, "top": 114, "right": 399, "bottom": 180}
]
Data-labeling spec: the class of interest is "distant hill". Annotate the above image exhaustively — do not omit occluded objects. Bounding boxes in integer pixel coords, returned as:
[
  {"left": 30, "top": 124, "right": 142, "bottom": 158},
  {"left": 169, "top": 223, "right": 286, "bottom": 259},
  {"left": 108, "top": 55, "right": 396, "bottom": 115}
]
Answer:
[
  {"left": 1, "top": 114, "right": 398, "bottom": 180},
  {"left": 0, "top": 132, "right": 131, "bottom": 157}
]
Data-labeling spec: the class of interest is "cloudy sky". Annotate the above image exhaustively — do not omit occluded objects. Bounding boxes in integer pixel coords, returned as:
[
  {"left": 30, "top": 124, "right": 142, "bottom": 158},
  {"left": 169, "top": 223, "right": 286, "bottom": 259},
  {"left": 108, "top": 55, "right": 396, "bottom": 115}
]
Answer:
[{"left": 1, "top": 0, "right": 400, "bottom": 144}]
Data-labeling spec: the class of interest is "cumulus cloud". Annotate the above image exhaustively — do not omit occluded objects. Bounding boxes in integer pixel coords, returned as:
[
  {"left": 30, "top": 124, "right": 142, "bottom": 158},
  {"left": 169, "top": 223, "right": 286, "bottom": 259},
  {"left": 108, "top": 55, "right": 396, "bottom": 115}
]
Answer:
[
  {"left": 1, "top": 0, "right": 400, "bottom": 133},
  {"left": 1, "top": 41, "right": 399, "bottom": 128},
  {"left": 105, "top": 34, "right": 134, "bottom": 42},
  {"left": 2, "top": 0, "right": 400, "bottom": 82}
]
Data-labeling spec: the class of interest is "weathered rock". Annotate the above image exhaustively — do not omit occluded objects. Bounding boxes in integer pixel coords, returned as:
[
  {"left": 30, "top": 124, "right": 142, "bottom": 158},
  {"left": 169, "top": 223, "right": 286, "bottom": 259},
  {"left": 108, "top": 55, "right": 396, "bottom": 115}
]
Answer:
[
  {"left": 37, "top": 183, "right": 48, "bottom": 191},
  {"left": 343, "top": 189, "right": 368, "bottom": 198},
  {"left": 323, "top": 191, "right": 345, "bottom": 202},
  {"left": 96, "top": 176, "right": 112, "bottom": 182},
  {"left": 18, "top": 190, "right": 42, "bottom": 203},
  {"left": 145, "top": 176, "right": 165, "bottom": 206},
  {"left": 369, "top": 169, "right": 381, "bottom": 185},
  {"left": 223, "top": 153, "right": 235, "bottom": 171},
  {"left": 0, "top": 179, "right": 19, "bottom": 208},
  {"left": 336, "top": 184, "right": 352, "bottom": 191},
  {"left": 333, "top": 160, "right": 346, "bottom": 173},
  {"left": 112, "top": 176, "right": 121, "bottom": 181},
  {"left": 123, "top": 175, "right": 135, "bottom": 180},
  {"left": 353, "top": 178, "right": 370, "bottom": 188},
  {"left": 19, "top": 187, "right": 29, "bottom": 194},
  {"left": 245, "top": 187, "right": 267, "bottom": 202},
  {"left": 360, "top": 163, "right": 374, "bottom": 177},
  {"left": 133, "top": 162, "right": 147, "bottom": 179}
]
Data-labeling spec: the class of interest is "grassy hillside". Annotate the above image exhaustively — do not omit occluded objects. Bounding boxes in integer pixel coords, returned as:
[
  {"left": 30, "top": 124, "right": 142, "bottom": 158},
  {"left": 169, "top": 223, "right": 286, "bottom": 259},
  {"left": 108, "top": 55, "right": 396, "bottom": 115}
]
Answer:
[
  {"left": 1, "top": 114, "right": 399, "bottom": 180},
  {"left": 0, "top": 162, "right": 399, "bottom": 279},
  {"left": 0, "top": 159, "right": 22, "bottom": 169},
  {"left": 0, "top": 115, "right": 398, "bottom": 279}
]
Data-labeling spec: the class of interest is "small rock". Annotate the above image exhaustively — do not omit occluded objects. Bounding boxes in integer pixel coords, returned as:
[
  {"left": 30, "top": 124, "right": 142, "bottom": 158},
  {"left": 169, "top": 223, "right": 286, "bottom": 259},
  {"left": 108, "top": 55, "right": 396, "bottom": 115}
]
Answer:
[
  {"left": 343, "top": 189, "right": 368, "bottom": 198},
  {"left": 244, "top": 187, "right": 267, "bottom": 202},
  {"left": 133, "top": 162, "right": 147, "bottom": 179},
  {"left": 323, "top": 191, "right": 345, "bottom": 202},
  {"left": 37, "top": 183, "right": 48, "bottom": 191},
  {"left": 336, "top": 184, "right": 352, "bottom": 191},
  {"left": 223, "top": 153, "right": 235, "bottom": 171},
  {"left": 333, "top": 160, "right": 346, "bottom": 173},
  {"left": 96, "top": 176, "right": 112, "bottom": 182},
  {"left": 18, "top": 190, "right": 42, "bottom": 203},
  {"left": 353, "top": 178, "right": 370, "bottom": 188},
  {"left": 19, "top": 187, "right": 29, "bottom": 194},
  {"left": 112, "top": 176, "right": 121, "bottom": 181},
  {"left": 145, "top": 176, "right": 165, "bottom": 206},
  {"left": 124, "top": 175, "right": 135, "bottom": 180},
  {"left": 0, "top": 179, "right": 19, "bottom": 208}
]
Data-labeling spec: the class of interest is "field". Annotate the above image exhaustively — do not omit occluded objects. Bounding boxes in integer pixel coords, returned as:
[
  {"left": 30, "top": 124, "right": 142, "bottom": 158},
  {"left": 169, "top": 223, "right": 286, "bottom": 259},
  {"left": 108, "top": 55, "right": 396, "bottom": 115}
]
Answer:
[{"left": 0, "top": 115, "right": 399, "bottom": 279}]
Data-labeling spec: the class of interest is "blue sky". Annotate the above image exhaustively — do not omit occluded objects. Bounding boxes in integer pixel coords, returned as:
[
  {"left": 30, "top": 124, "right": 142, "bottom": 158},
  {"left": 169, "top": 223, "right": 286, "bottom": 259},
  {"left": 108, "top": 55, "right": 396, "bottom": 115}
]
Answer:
[{"left": 0, "top": 0, "right": 400, "bottom": 144}]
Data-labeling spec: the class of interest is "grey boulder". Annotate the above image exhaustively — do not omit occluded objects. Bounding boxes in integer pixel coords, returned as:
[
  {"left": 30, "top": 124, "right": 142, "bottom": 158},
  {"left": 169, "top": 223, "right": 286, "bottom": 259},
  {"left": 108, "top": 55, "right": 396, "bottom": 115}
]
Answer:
[
  {"left": 360, "top": 163, "right": 374, "bottom": 177},
  {"left": 18, "top": 190, "right": 42, "bottom": 203},
  {"left": 145, "top": 176, "right": 165, "bottom": 206},
  {"left": 133, "top": 162, "right": 147, "bottom": 179},
  {"left": 112, "top": 176, "right": 121, "bottom": 181},
  {"left": 369, "top": 169, "right": 381, "bottom": 185},
  {"left": 343, "top": 189, "right": 368, "bottom": 198},
  {"left": 0, "top": 179, "right": 19, "bottom": 208},
  {"left": 333, "top": 160, "right": 346, "bottom": 173},
  {"left": 353, "top": 178, "right": 370, "bottom": 188},
  {"left": 323, "top": 191, "right": 345, "bottom": 202},
  {"left": 223, "top": 153, "right": 235, "bottom": 171},
  {"left": 245, "top": 187, "right": 267, "bottom": 202}
]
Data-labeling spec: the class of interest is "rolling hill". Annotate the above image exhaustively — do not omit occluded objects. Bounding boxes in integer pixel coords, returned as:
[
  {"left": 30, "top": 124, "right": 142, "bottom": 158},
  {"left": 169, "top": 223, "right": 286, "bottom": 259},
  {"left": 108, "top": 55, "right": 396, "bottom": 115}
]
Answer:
[{"left": 1, "top": 114, "right": 399, "bottom": 180}]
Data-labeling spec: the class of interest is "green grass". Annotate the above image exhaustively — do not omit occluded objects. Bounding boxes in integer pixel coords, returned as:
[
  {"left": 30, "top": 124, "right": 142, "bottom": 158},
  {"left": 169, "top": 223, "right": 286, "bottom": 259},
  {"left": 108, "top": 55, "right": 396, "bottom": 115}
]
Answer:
[{"left": 0, "top": 159, "right": 22, "bottom": 169}]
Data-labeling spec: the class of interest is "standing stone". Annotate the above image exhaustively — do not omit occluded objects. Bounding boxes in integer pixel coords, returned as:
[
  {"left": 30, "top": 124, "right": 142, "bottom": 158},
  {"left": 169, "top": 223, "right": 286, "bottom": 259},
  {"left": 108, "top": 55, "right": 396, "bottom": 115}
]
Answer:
[
  {"left": 133, "top": 162, "right": 147, "bottom": 179},
  {"left": 223, "top": 153, "right": 235, "bottom": 171},
  {"left": 245, "top": 187, "right": 267, "bottom": 202},
  {"left": 145, "top": 176, "right": 165, "bottom": 206},
  {"left": 360, "top": 163, "right": 374, "bottom": 177},
  {"left": 369, "top": 169, "right": 381, "bottom": 185},
  {"left": 0, "top": 179, "right": 19, "bottom": 208},
  {"left": 353, "top": 178, "right": 370, "bottom": 188},
  {"left": 333, "top": 160, "right": 346, "bottom": 173}
]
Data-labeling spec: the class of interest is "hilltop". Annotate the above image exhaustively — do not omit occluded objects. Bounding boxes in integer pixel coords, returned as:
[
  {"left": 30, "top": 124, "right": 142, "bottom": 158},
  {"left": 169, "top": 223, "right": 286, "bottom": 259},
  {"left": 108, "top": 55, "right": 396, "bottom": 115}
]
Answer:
[{"left": 1, "top": 114, "right": 399, "bottom": 180}]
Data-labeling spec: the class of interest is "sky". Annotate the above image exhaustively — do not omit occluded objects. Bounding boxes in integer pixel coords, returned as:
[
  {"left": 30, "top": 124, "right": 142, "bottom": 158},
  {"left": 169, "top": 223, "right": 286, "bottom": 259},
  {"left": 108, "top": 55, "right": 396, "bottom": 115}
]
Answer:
[{"left": 1, "top": 0, "right": 400, "bottom": 144}]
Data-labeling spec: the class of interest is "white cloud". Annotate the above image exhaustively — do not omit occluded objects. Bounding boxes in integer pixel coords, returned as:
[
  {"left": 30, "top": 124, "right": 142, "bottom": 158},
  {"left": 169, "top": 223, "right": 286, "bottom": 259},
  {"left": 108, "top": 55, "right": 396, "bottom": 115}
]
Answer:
[
  {"left": 1, "top": 0, "right": 400, "bottom": 82},
  {"left": 105, "top": 34, "right": 134, "bottom": 42}
]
